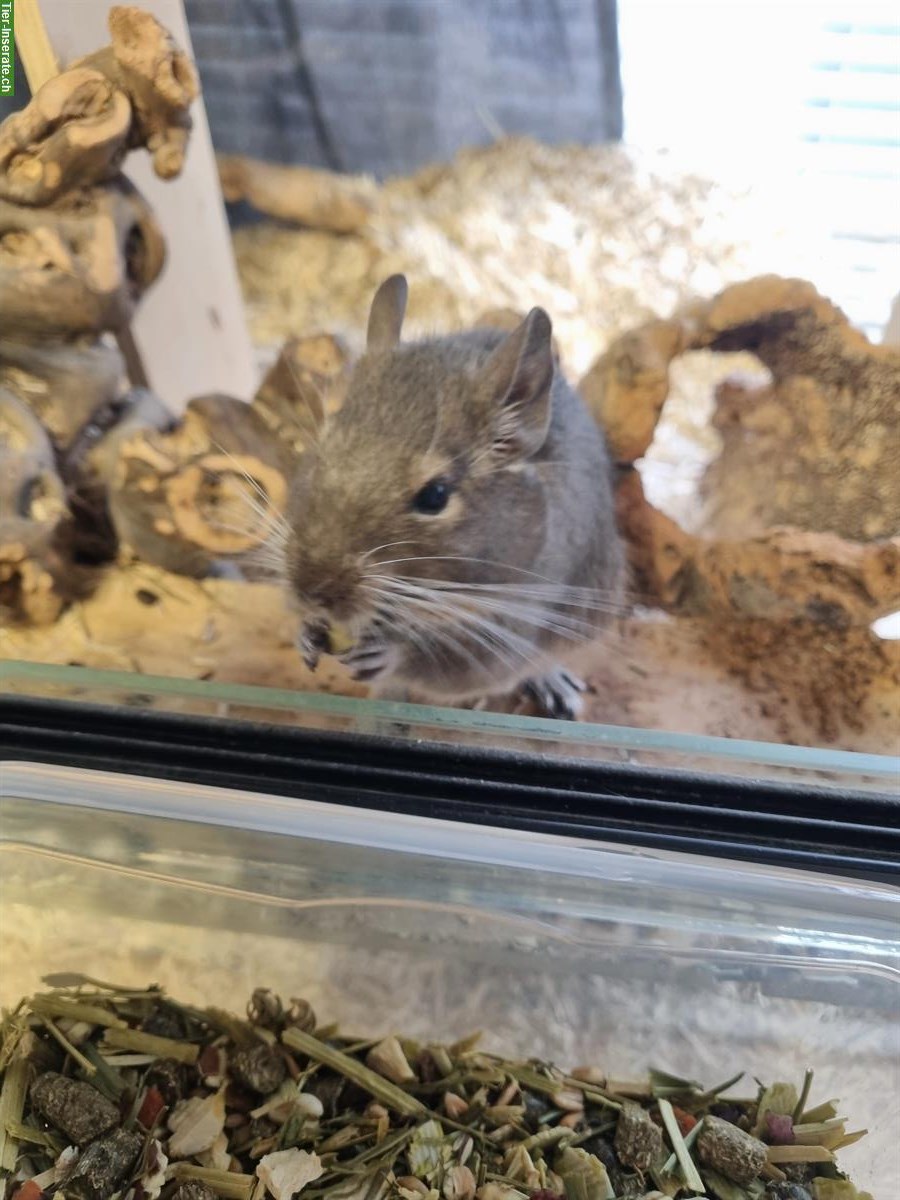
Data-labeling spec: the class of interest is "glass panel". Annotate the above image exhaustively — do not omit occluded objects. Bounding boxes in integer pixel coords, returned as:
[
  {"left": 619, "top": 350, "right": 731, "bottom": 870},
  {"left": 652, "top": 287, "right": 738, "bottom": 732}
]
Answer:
[{"left": 2, "top": 659, "right": 897, "bottom": 791}]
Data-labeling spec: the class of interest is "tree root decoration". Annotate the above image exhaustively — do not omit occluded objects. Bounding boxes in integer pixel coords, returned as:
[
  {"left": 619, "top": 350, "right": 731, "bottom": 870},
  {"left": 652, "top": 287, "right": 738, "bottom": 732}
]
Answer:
[
  {"left": 0, "top": 5, "right": 198, "bottom": 625},
  {"left": 75, "top": 5, "right": 199, "bottom": 180},
  {"left": 0, "top": 522, "right": 70, "bottom": 626},
  {"left": 0, "top": 7, "right": 197, "bottom": 207},
  {"left": 0, "top": 388, "right": 67, "bottom": 526},
  {"left": 0, "top": 337, "right": 124, "bottom": 450},
  {"left": 0, "top": 69, "right": 131, "bottom": 206}
]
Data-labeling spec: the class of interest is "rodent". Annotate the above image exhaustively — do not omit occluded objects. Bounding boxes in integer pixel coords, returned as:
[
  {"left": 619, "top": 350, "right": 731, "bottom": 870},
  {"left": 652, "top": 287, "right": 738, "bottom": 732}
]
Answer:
[{"left": 283, "top": 274, "right": 626, "bottom": 719}]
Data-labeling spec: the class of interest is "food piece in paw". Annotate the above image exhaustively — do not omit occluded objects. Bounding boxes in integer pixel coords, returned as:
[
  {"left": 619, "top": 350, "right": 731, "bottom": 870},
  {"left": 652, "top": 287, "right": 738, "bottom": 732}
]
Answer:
[{"left": 298, "top": 618, "right": 355, "bottom": 669}]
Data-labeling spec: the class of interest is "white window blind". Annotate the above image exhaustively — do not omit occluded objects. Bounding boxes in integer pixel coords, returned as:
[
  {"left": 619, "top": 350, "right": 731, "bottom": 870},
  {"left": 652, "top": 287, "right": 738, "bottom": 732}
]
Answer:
[
  {"left": 801, "top": 10, "right": 900, "bottom": 339},
  {"left": 619, "top": 1, "right": 900, "bottom": 341}
]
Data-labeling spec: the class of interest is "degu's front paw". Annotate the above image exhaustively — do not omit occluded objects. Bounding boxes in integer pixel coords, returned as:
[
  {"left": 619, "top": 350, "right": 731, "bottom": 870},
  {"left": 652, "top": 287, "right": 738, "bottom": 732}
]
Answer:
[
  {"left": 339, "top": 635, "right": 399, "bottom": 683},
  {"left": 520, "top": 668, "right": 588, "bottom": 721}
]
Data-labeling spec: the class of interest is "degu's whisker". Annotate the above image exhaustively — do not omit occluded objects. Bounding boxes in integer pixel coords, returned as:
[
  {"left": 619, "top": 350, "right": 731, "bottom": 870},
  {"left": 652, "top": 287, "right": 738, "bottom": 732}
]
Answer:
[
  {"left": 419, "top": 581, "right": 627, "bottom": 615},
  {"left": 204, "top": 524, "right": 291, "bottom": 567},
  {"left": 210, "top": 441, "right": 275, "bottom": 503},
  {"left": 368, "top": 572, "right": 630, "bottom": 619},
  {"left": 367, "top": 591, "right": 481, "bottom": 677},
  {"left": 361, "top": 582, "right": 547, "bottom": 675},
  {"left": 207, "top": 440, "right": 293, "bottom": 530},
  {"left": 363, "top": 585, "right": 524, "bottom": 674},
  {"left": 366, "top": 553, "right": 594, "bottom": 589},
  {"left": 205, "top": 511, "right": 287, "bottom": 539},
  {"left": 370, "top": 576, "right": 597, "bottom": 644},
  {"left": 370, "top": 559, "right": 643, "bottom": 610},
  {"left": 371, "top": 593, "right": 478, "bottom": 679},
  {"left": 279, "top": 351, "right": 327, "bottom": 449},
  {"left": 360, "top": 539, "right": 418, "bottom": 565},
  {"left": 366, "top": 556, "right": 637, "bottom": 607},
  {"left": 364, "top": 584, "right": 518, "bottom": 671}
]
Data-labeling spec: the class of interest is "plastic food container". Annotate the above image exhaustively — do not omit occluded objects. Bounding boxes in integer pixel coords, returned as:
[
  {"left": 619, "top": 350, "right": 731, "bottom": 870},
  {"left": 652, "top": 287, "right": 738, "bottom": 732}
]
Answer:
[{"left": 2, "top": 759, "right": 898, "bottom": 1194}]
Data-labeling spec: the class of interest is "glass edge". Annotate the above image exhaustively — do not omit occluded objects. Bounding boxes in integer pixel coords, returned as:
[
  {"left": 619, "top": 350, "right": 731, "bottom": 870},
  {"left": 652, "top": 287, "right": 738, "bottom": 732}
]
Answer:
[{"left": 1, "top": 659, "right": 898, "bottom": 778}]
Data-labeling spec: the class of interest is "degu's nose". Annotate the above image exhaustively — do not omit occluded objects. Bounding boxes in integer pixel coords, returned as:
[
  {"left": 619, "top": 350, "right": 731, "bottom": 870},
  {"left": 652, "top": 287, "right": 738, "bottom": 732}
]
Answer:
[
  {"left": 293, "top": 559, "right": 360, "bottom": 616},
  {"left": 306, "top": 578, "right": 347, "bottom": 608}
]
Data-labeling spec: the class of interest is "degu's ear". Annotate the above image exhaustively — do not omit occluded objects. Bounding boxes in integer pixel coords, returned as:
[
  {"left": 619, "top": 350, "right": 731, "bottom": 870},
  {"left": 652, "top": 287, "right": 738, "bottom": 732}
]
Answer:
[
  {"left": 477, "top": 307, "right": 554, "bottom": 462},
  {"left": 366, "top": 274, "right": 409, "bottom": 351}
]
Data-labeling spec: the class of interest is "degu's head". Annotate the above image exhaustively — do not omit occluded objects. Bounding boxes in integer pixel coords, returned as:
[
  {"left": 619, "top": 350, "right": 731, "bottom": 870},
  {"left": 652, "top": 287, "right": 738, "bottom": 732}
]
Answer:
[{"left": 284, "top": 275, "right": 555, "bottom": 634}]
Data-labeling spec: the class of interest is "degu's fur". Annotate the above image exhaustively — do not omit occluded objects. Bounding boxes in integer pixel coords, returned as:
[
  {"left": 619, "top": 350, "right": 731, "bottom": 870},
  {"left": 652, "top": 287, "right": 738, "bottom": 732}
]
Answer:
[{"left": 283, "top": 275, "right": 625, "bottom": 719}]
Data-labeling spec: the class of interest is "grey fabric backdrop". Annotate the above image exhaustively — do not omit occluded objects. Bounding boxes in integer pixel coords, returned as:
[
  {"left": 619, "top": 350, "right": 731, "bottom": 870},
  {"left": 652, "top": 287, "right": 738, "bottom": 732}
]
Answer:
[{"left": 185, "top": 0, "right": 622, "bottom": 176}]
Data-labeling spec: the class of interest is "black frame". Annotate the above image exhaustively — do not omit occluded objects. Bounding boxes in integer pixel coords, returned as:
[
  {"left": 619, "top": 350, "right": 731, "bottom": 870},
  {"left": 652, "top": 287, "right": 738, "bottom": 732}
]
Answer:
[{"left": 2, "top": 694, "right": 898, "bottom": 883}]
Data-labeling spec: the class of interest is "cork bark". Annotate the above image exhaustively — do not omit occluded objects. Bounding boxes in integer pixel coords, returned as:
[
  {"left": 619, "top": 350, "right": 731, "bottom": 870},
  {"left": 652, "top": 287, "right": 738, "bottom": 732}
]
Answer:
[{"left": 581, "top": 275, "right": 900, "bottom": 542}]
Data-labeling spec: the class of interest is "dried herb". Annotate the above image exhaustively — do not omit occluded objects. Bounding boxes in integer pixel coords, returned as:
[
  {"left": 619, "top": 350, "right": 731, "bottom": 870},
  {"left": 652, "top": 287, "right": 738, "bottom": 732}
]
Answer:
[
  {"left": 0, "top": 1059, "right": 28, "bottom": 1174},
  {"left": 281, "top": 1028, "right": 426, "bottom": 1118},
  {"left": 657, "top": 1099, "right": 704, "bottom": 1194},
  {"left": 0, "top": 984, "right": 871, "bottom": 1200}
]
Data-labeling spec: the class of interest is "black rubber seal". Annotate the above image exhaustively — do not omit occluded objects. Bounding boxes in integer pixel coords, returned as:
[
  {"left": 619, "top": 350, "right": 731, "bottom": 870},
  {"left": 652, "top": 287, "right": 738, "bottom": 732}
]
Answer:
[{"left": 1, "top": 694, "right": 897, "bottom": 882}]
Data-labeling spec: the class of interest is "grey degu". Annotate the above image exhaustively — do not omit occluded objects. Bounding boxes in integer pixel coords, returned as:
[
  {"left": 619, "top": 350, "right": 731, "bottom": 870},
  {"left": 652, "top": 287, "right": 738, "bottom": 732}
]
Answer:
[{"left": 284, "top": 275, "right": 626, "bottom": 719}]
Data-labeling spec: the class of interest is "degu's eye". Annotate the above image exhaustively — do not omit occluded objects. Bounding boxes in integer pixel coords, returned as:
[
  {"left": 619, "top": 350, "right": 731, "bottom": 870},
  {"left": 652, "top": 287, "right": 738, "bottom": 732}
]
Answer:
[{"left": 412, "top": 478, "right": 451, "bottom": 515}]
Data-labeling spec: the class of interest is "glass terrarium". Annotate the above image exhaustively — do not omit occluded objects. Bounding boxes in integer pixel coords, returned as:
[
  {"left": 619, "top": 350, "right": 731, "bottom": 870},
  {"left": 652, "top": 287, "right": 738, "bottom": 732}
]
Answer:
[{"left": 0, "top": 6, "right": 898, "bottom": 1199}]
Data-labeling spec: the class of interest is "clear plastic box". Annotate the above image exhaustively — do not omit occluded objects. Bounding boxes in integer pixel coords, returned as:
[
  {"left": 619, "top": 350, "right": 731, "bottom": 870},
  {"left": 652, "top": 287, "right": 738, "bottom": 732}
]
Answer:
[{"left": 2, "top": 760, "right": 898, "bottom": 1194}]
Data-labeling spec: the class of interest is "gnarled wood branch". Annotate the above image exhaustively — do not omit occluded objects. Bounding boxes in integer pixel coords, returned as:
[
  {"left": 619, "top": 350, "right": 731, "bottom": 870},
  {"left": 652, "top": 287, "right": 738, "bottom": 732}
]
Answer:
[
  {"left": 0, "top": 178, "right": 165, "bottom": 337},
  {"left": 74, "top": 5, "right": 199, "bottom": 180},
  {"left": 218, "top": 155, "right": 375, "bottom": 233},
  {"left": 1, "top": 390, "right": 73, "bottom": 626},
  {"left": 0, "top": 336, "right": 123, "bottom": 449},
  {"left": 0, "top": 68, "right": 131, "bottom": 206},
  {"left": 253, "top": 334, "right": 349, "bottom": 454},
  {"left": 100, "top": 393, "right": 294, "bottom": 578}
]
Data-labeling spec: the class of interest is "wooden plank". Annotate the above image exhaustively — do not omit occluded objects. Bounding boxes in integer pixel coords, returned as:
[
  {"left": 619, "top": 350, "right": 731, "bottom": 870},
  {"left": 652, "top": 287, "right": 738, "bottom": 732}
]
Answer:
[
  {"left": 37, "top": 0, "right": 257, "bottom": 412},
  {"left": 13, "top": 0, "right": 59, "bottom": 90}
]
